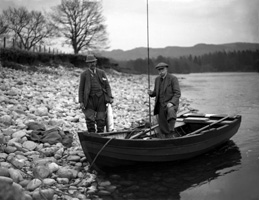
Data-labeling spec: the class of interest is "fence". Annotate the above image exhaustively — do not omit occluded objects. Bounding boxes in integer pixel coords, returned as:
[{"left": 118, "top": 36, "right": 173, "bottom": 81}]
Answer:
[{"left": 0, "top": 37, "right": 65, "bottom": 54}]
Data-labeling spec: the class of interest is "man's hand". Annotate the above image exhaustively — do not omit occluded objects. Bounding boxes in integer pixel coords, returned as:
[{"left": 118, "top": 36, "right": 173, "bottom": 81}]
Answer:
[
  {"left": 109, "top": 98, "right": 114, "bottom": 104},
  {"left": 80, "top": 103, "right": 85, "bottom": 109},
  {"left": 167, "top": 102, "right": 174, "bottom": 108},
  {"left": 147, "top": 90, "right": 153, "bottom": 96}
]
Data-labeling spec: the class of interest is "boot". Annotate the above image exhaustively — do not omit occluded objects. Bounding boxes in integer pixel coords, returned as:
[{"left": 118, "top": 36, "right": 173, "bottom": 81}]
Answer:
[
  {"left": 96, "top": 112, "right": 106, "bottom": 133},
  {"left": 87, "top": 122, "right": 96, "bottom": 133},
  {"left": 166, "top": 119, "right": 180, "bottom": 138},
  {"left": 96, "top": 120, "right": 105, "bottom": 133},
  {"left": 166, "top": 131, "right": 180, "bottom": 138},
  {"left": 168, "top": 119, "right": 176, "bottom": 132}
]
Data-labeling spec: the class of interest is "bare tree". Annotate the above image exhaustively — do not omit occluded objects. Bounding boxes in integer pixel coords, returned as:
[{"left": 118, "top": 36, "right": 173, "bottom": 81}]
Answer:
[
  {"left": 50, "top": 0, "right": 109, "bottom": 54},
  {"left": 0, "top": 18, "right": 8, "bottom": 36},
  {"left": 2, "top": 7, "right": 56, "bottom": 50}
]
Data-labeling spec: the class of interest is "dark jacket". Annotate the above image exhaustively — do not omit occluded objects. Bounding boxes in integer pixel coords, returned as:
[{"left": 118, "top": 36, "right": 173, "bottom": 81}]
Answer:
[
  {"left": 150, "top": 73, "right": 181, "bottom": 119},
  {"left": 78, "top": 68, "right": 112, "bottom": 107}
]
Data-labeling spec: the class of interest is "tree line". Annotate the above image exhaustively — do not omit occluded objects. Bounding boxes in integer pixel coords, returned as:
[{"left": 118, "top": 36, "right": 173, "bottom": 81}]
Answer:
[
  {"left": 0, "top": 0, "right": 108, "bottom": 54},
  {"left": 116, "top": 50, "right": 259, "bottom": 74}
]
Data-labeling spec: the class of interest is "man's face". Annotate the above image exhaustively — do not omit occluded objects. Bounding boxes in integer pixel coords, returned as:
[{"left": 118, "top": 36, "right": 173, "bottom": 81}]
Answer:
[
  {"left": 87, "top": 61, "right": 97, "bottom": 70},
  {"left": 157, "top": 67, "right": 168, "bottom": 78}
]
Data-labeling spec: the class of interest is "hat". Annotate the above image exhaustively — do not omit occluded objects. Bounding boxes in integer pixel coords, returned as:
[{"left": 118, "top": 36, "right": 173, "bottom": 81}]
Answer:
[
  {"left": 85, "top": 55, "right": 97, "bottom": 63},
  {"left": 155, "top": 62, "right": 168, "bottom": 69}
]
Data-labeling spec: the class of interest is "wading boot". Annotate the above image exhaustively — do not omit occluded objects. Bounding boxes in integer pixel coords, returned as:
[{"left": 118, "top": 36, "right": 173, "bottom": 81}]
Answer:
[{"left": 87, "top": 123, "right": 96, "bottom": 133}]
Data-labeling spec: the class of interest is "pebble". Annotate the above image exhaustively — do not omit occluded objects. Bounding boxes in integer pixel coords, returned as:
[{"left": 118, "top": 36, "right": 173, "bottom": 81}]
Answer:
[
  {"left": 0, "top": 153, "right": 8, "bottom": 160},
  {"left": 27, "top": 179, "right": 42, "bottom": 191},
  {"left": 99, "top": 180, "right": 112, "bottom": 187},
  {"left": 4, "top": 146, "right": 17, "bottom": 153},
  {"left": 32, "top": 188, "right": 54, "bottom": 200},
  {"left": 22, "top": 141, "right": 37, "bottom": 150},
  {"left": 67, "top": 155, "right": 81, "bottom": 162},
  {"left": 47, "top": 162, "right": 60, "bottom": 173},
  {"left": 8, "top": 168, "right": 23, "bottom": 183},
  {"left": 57, "top": 167, "right": 74, "bottom": 180},
  {"left": 98, "top": 190, "right": 111, "bottom": 196},
  {"left": 35, "top": 106, "right": 49, "bottom": 116},
  {"left": 10, "top": 157, "right": 25, "bottom": 168},
  {"left": 12, "top": 130, "right": 27, "bottom": 139},
  {"left": 0, "top": 167, "right": 10, "bottom": 177},
  {"left": 0, "top": 115, "right": 12, "bottom": 125},
  {"left": 57, "top": 177, "right": 69, "bottom": 184},
  {"left": 0, "top": 176, "right": 13, "bottom": 184},
  {"left": 43, "top": 178, "right": 57, "bottom": 186},
  {"left": 33, "top": 164, "right": 51, "bottom": 179}
]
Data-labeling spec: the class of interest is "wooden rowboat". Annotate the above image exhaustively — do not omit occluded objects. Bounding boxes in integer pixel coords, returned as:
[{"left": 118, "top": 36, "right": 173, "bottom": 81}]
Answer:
[{"left": 78, "top": 113, "right": 241, "bottom": 171}]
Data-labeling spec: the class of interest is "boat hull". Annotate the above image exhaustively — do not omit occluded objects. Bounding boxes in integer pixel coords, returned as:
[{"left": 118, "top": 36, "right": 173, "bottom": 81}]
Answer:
[{"left": 78, "top": 115, "right": 241, "bottom": 170}]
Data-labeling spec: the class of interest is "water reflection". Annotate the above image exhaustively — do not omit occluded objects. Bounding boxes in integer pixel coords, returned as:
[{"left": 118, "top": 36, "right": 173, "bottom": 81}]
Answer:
[{"left": 104, "top": 141, "right": 241, "bottom": 200}]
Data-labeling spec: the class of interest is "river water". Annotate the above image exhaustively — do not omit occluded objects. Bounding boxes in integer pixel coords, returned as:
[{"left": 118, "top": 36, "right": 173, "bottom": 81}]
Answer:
[{"left": 103, "top": 72, "right": 259, "bottom": 200}]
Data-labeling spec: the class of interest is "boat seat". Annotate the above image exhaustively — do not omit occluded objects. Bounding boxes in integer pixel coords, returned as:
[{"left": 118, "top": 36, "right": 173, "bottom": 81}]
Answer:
[
  {"left": 180, "top": 117, "right": 233, "bottom": 124},
  {"left": 183, "top": 117, "right": 210, "bottom": 123},
  {"left": 175, "top": 121, "right": 185, "bottom": 128}
]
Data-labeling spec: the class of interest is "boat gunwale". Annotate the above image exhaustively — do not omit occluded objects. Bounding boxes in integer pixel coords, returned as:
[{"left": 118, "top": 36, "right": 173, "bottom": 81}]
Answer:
[{"left": 78, "top": 116, "right": 241, "bottom": 144}]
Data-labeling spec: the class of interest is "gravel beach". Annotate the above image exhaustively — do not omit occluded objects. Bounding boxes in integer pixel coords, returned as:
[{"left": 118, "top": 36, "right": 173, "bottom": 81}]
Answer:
[{"left": 0, "top": 65, "right": 192, "bottom": 200}]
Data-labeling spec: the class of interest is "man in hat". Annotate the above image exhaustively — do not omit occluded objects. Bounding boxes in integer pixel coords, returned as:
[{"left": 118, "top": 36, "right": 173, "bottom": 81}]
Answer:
[
  {"left": 78, "top": 54, "right": 113, "bottom": 133},
  {"left": 148, "top": 62, "right": 181, "bottom": 138}
]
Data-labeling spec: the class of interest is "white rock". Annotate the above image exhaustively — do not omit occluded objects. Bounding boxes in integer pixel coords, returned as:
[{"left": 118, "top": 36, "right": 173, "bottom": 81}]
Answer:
[
  {"left": 67, "top": 155, "right": 81, "bottom": 162},
  {"left": 12, "top": 130, "right": 27, "bottom": 139},
  {"left": 0, "top": 176, "right": 13, "bottom": 184},
  {"left": 48, "top": 118, "right": 65, "bottom": 126},
  {"left": 0, "top": 153, "right": 8, "bottom": 161},
  {"left": 12, "top": 182, "right": 23, "bottom": 192},
  {"left": 56, "top": 167, "right": 73, "bottom": 180},
  {"left": 2, "top": 128, "right": 15, "bottom": 136},
  {"left": 32, "top": 188, "right": 54, "bottom": 200},
  {"left": 27, "top": 179, "right": 42, "bottom": 191},
  {"left": 35, "top": 106, "right": 48, "bottom": 116},
  {"left": 0, "top": 115, "right": 12, "bottom": 125},
  {"left": 22, "top": 141, "right": 37, "bottom": 150},
  {"left": 57, "top": 177, "right": 69, "bottom": 184},
  {"left": 5, "top": 146, "right": 17, "bottom": 153},
  {"left": 7, "top": 88, "right": 19, "bottom": 96},
  {"left": 8, "top": 168, "right": 23, "bottom": 183},
  {"left": 47, "top": 162, "right": 60, "bottom": 173},
  {"left": 43, "top": 178, "right": 56, "bottom": 186},
  {"left": 10, "top": 157, "right": 25, "bottom": 169}
]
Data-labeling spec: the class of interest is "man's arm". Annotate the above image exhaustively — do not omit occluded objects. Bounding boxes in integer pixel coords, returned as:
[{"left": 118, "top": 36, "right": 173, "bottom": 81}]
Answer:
[
  {"left": 148, "top": 78, "right": 158, "bottom": 97},
  {"left": 169, "top": 76, "right": 181, "bottom": 106},
  {"left": 78, "top": 72, "right": 86, "bottom": 105}
]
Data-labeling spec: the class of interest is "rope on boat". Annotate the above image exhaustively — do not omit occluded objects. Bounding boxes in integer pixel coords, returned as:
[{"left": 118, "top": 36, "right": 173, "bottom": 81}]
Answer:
[{"left": 89, "top": 137, "right": 114, "bottom": 169}]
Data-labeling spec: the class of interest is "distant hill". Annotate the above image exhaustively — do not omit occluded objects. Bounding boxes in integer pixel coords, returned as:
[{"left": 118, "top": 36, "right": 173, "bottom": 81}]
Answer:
[{"left": 98, "top": 42, "right": 259, "bottom": 61}]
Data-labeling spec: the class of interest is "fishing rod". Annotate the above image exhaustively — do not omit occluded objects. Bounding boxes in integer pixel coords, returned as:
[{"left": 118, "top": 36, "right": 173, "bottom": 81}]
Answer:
[{"left": 146, "top": 0, "right": 152, "bottom": 128}]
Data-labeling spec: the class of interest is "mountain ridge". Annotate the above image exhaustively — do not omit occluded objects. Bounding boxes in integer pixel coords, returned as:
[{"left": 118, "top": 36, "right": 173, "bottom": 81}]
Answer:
[{"left": 98, "top": 42, "right": 259, "bottom": 61}]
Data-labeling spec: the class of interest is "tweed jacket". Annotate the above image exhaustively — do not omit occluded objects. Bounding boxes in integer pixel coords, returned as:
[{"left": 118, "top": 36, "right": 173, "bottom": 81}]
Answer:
[
  {"left": 78, "top": 68, "right": 112, "bottom": 107},
  {"left": 150, "top": 73, "right": 181, "bottom": 117}
]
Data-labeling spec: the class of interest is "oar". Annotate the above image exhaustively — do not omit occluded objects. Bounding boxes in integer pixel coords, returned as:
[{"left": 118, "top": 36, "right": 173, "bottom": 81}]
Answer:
[
  {"left": 129, "top": 110, "right": 192, "bottom": 139},
  {"left": 184, "top": 115, "right": 230, "bottom": 137},
  {"left": 130, "top": 124, "right": 159, "bottom": 139}
]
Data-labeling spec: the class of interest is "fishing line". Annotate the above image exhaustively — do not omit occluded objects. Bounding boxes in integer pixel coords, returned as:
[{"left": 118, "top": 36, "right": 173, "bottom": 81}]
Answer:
[{"left": 146, "top": 0, "right": 152, "bottom": 128}]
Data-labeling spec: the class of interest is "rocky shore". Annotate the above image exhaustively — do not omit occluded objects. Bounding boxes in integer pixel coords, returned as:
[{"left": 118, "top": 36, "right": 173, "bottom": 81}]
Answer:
[{"left": 0, "top": 65, "right": 192, "bottom": 200}]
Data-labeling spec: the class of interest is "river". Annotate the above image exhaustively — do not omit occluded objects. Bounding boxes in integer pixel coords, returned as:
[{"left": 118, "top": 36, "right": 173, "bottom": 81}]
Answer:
[{"left": 103, "top": 72, "right": 259, "bottom": 200}]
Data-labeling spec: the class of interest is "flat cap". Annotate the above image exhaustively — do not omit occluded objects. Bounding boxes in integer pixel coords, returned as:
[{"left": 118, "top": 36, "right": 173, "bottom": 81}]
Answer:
[
  {"left": 155, "top": 62, "right": 168, "bottom": 69},
  {"left": 85, "top": 55, "right": 97, "bottom": 63}
]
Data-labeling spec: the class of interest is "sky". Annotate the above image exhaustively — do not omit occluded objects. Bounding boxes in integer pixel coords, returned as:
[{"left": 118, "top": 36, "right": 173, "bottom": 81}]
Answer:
[{"left": 0, "top": 0, "right": 259, "bottom": 51}]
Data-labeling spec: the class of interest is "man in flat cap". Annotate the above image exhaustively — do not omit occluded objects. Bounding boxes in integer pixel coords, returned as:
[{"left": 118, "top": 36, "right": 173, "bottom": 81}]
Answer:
[
  {"left": 79, "top": 55, "right": 113, "bottom": 133},
  {"left": 148, "top": 62, "right": 181, "bottom": 138}
]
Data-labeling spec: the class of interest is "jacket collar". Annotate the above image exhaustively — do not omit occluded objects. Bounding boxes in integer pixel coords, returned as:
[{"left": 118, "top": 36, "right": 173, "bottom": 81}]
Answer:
[
  {"left": 157, "top": 73, "right": 169, "bottom": 93},
  {"left": 89, "top": 68, "right": 96, "bottom": 74}
]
